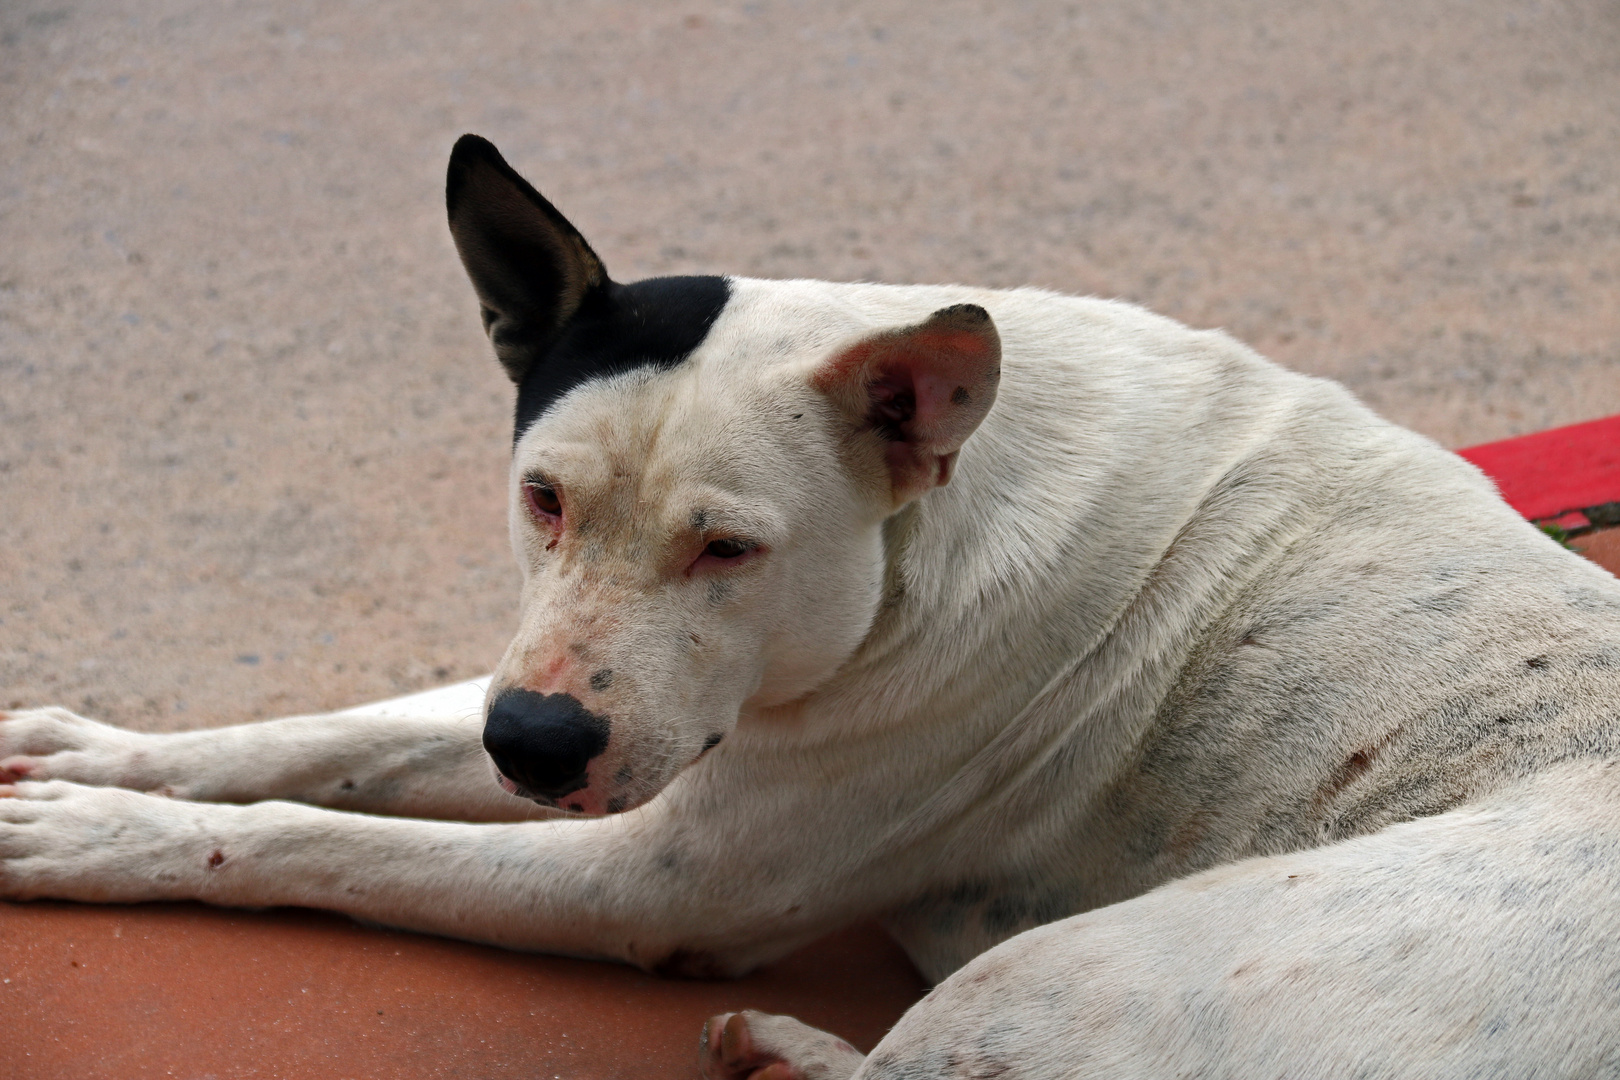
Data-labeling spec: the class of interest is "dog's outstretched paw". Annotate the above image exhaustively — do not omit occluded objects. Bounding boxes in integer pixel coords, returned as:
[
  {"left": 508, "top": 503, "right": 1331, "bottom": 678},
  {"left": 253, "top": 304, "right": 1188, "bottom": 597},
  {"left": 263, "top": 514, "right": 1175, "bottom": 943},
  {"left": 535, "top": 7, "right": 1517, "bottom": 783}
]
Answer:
[
  {"left": 0, "top": 706, "right": 143, "bottom": 788},
  {"left": 0, "top": 779, "right": 216, "bottom": 903},
  {"left": 700, "top": 1010, "right": 866, "bottom": 1080}
]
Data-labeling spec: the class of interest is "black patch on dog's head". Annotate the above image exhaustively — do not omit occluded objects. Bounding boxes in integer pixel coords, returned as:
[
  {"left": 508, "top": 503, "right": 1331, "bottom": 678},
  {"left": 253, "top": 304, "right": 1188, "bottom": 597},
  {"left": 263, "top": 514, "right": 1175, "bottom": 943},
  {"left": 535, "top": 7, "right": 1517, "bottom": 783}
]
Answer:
[
  {"left": 512, "top": 274, "right": 730, "bottom": 443},
  {"left": 446, "top": 135, "right": 731, "bottom": 445}
]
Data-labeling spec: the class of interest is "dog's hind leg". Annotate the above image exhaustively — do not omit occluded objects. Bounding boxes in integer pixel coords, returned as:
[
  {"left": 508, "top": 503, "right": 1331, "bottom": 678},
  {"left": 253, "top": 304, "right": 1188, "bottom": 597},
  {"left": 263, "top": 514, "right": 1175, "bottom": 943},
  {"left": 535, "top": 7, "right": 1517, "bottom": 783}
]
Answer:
[
  {"left": 0, "top": 705, "right": 546, "bottom": 821},
  {"left": 850, "top": 759, "right": 1620, "bottom": 1079}
]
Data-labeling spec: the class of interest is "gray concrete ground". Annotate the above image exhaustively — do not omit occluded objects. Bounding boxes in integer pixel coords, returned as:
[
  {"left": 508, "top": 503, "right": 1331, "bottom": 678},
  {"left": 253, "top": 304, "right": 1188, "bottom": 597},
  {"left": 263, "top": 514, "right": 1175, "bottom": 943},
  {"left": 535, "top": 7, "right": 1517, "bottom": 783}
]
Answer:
[{"left": 3, "top": 0, "right": 1619, "bottom": 731}]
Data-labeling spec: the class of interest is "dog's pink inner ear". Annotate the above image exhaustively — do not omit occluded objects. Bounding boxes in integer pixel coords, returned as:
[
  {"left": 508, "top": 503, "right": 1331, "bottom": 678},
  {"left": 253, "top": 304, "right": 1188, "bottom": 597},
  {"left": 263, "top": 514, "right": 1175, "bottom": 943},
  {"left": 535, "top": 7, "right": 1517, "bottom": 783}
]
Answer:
[{"left": 815, "top": 304, "right": 1001, "bottom": 503}]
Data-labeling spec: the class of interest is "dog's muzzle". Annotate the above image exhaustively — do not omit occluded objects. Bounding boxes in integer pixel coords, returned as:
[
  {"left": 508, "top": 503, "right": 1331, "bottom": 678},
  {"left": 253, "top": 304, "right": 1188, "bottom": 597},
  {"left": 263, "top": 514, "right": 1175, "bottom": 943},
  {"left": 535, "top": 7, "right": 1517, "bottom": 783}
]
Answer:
[{"left": 483, "top": 689, "right": 610, "bottom": 799}]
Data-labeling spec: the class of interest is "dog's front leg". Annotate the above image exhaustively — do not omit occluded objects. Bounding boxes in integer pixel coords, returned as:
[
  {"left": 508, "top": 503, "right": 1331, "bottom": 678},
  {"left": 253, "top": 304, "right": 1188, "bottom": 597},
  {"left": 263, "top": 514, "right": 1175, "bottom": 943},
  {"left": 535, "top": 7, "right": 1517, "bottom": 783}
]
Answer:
[
  {"left": 0, "top": 778, "right": 820, "bottom": 970},
  {"left": 0, "top": 707, "right": 544, "bottom": 821}
]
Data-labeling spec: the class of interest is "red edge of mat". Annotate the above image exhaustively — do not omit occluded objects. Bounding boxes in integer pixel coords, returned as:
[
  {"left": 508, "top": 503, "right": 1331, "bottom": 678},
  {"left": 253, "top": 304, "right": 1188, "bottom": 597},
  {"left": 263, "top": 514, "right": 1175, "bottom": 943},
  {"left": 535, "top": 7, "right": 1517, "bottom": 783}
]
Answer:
[{"left": 1456, "top": 414, "right": 1620, "bottom": 522}]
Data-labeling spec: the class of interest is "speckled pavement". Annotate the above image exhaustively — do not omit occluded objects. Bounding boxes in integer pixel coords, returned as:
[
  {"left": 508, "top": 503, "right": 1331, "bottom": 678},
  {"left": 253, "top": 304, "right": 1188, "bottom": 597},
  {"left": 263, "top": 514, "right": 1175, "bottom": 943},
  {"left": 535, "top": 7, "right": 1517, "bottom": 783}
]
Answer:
[{"left": 3, "top": 0, "right": 1619, "bottom": 730}]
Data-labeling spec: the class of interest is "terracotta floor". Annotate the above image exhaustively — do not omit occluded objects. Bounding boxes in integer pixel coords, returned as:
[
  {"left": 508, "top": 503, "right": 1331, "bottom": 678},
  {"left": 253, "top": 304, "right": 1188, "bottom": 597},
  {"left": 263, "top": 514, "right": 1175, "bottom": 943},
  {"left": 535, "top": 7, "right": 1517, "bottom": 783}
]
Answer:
[{"left": 4, "top": 904, "right": 924, "bottom": 1080}]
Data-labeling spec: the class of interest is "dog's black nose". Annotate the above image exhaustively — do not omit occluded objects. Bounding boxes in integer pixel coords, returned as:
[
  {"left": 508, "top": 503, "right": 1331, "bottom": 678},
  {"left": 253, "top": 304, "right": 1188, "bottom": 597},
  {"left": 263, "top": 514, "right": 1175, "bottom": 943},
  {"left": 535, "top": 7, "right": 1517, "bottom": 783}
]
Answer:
[{"left": 483, "top": 689, "right": 610, "bottom": 798}]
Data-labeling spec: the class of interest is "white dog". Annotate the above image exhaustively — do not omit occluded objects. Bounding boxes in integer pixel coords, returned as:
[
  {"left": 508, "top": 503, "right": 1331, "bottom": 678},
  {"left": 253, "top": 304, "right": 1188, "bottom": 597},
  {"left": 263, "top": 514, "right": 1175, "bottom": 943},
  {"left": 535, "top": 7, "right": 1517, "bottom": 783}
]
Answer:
[{"left": 4, "top": 135, "right": 1619, "bottom": 1079}]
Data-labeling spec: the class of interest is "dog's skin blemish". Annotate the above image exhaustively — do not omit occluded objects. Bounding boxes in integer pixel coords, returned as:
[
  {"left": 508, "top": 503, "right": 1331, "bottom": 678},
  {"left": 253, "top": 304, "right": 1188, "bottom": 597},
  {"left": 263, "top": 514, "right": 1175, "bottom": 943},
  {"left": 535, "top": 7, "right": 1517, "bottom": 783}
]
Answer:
[
  {"left": 701, "top": 733, "right": 724, "bottom": 755},
  {"left": 1310, "top": 730, "right": 1397, "bottom": 816},
  {"left": 207, "top": 850, "right": 227, "bottom": 869},
  {"left": 690, "top": 509, "right": 710, "bottom": 532},
  {"left": 1495, "top": 700, "right": 1563, "bottom": 726},
  {"left": 950, "top": 385, "right": 969, "bottom": 405},
  {"left": 1525, "top": 655, "right": 1550, "bottom": 671},
  {"left": 606, "top": 795, "right": 627, "bottom": 813},
  {"left": 791, "top": 413, "right": 803, "bottom": 419},
  {"left": 1338, "top": 749, "right": 1376, "bottom": 785},
  {"left": 339, "top": 778, "right": 355, "bottom": 791},
  {"left": 614, "top": 764, "right": 634, "bottom": 783},
  {"left": 590, "top": 668, "right": 615, "bottom": 692},
  {"left": 688, "top": 631, "right": 703, "bottom": 647}
]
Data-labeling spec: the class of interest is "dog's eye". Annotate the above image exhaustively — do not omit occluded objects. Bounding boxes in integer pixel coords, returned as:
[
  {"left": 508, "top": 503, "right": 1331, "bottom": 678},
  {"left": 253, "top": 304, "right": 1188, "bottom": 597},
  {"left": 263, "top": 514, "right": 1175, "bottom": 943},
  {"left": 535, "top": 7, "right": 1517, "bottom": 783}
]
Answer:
[
  {"left": 526, "top": 482, "right": 562, "bottom": 519},
  {"left": 704, "top": 538, "right": 752, "bottom": 559}
]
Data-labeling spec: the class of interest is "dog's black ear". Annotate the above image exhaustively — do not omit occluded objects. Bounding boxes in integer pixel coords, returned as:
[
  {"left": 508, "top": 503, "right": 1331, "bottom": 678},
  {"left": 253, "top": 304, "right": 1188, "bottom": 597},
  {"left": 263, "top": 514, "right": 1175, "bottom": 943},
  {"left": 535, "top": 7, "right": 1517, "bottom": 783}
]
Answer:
[
  {"left": 446, "top": 135, "right": 609, "bottom": 384},
  {"left": 813, "top": 304, "right": 1001, "bottom": 505}
]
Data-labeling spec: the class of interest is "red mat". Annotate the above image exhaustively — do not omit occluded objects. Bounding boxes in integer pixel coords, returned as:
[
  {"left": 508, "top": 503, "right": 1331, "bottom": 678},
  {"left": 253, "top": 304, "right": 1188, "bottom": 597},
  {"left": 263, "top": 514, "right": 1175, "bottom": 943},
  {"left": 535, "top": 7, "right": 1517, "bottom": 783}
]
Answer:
[{"left": 1457, "top": 414, "right": 1620, "bottom": 524}]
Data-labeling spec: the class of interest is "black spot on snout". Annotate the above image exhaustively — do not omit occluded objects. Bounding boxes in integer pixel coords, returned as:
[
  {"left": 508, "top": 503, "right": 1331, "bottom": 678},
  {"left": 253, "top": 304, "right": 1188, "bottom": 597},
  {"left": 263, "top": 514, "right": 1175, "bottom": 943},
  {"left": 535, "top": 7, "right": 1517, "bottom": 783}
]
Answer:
[
  {"left": 589, "top": 668, "right": 615, "bottom": 692},
  {"left": 483, "top": 689, "right": 609, "bottom": 798},
  {"left": 700, "top": 732, "right": 724, "bottom": 755}
]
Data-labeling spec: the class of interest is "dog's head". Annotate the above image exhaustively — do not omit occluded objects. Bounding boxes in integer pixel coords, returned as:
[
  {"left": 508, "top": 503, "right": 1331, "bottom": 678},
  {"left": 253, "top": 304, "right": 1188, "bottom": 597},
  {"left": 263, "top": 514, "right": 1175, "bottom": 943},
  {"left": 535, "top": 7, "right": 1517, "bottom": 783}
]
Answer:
[{"left": 446, "top": 135, "right": 1000, "bottom": 814}]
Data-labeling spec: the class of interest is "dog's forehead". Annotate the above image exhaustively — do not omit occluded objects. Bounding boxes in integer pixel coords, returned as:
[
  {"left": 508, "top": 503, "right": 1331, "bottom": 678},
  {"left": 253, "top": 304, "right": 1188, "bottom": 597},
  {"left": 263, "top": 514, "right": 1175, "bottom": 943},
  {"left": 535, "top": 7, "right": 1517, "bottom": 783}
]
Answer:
[
  {"left": 699, "top": 278, "right": 878, "bottom": 363},
  {"left": 518, "top": 366, "right": 712, "bottom": 471},
  {"left": 511, "top": 278, "right": 881, "bottom": 454},
  {"left": 515, "top": 281, "right": 887, "bottom": 450}
]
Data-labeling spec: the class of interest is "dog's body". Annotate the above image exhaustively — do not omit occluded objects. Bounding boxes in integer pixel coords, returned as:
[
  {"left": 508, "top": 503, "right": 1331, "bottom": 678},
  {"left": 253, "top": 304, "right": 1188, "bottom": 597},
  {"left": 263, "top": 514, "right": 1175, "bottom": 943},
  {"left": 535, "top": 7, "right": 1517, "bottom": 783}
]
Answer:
[{"left": 4, "top": 137, "right": 1620, "bottom": 1077}]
